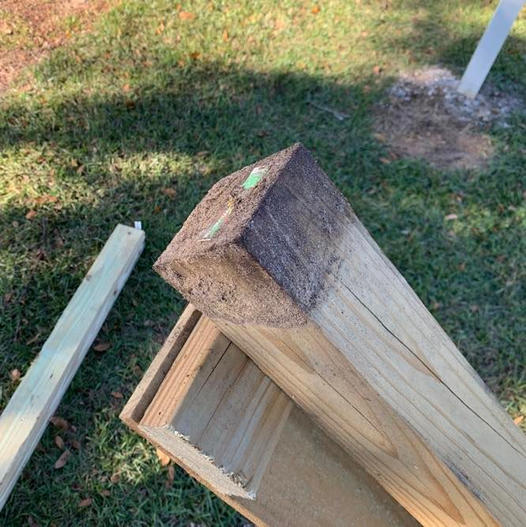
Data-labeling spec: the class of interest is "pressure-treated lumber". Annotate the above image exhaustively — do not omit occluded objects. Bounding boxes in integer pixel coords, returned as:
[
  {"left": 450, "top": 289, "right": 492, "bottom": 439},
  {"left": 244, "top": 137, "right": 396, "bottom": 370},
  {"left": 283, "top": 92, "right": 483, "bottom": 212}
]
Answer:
[
  {"left": 155, "top": 144, "right": 526, "bottom": 526},
  {"left": 121, "top": 305, "right": 417, "bottom": 527},
  {"left": 0, "top": 224, "right": 144, "bottom": 511},
  {"left": 141, "top": 315, "right": 293, "bottom": 499}
]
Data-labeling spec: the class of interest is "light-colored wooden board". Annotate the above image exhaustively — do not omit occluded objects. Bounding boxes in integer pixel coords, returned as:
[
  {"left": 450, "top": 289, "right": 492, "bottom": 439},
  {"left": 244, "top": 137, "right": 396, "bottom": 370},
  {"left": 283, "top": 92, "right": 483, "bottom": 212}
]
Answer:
[
  {"left": 458, "top": 0, "right": 525, "bottom": 97},
  {"left": 141, "top": 315, "right": 293, "bottom": 499},
  {"left": 155, "top": 144, "right": 526, "bottom": 526},
  {"left": 122, "top": 306, "right": 418, "bottom": 527},
  {"left": 120, "top": 303, "right": 202, "bottom": 428},
  {"left": 0, "top": 224, "right": 144, "bottom": 511}
]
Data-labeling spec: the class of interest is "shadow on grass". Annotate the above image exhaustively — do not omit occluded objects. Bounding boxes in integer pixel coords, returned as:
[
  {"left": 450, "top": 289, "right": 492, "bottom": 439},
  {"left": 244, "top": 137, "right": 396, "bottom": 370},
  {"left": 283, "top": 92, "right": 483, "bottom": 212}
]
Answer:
[{"left": 0, "top": 50, "right": 524, "bottom": 525}]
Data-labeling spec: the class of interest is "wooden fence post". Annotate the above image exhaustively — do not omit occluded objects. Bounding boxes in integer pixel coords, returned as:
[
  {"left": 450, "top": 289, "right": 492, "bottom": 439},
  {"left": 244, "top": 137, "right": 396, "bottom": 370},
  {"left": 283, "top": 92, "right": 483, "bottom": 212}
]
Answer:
[{"left": 154, "top": 144, "right": 526, "bottom": 526}]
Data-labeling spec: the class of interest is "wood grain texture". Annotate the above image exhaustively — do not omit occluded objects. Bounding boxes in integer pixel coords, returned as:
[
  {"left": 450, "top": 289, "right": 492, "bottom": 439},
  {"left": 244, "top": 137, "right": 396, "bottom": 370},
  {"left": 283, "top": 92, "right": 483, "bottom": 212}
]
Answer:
[
  {"left": 141, "top": 315, "right": 292, "bottom": 499},
  {"left": 122, "top": 306, "right": 418, "bottom": 527},
  {"left": 155, "top": 144, "right": 526, "bottom": 526},
  {"left": 120, "top": 303, "right": 202, "bottom": 428},
  {"left": 0, "top": 224, "right": 144, "bottom": 511}
]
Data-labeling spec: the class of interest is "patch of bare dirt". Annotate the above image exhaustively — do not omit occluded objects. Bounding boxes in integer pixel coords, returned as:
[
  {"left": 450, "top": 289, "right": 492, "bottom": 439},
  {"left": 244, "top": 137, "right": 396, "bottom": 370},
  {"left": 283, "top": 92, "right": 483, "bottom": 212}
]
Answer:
[
  {"left": 0, "top": 0, "right": 115, "bottom": 93},
  {"left": 374, "top": 67, "right": 524, "bottom": 171}
]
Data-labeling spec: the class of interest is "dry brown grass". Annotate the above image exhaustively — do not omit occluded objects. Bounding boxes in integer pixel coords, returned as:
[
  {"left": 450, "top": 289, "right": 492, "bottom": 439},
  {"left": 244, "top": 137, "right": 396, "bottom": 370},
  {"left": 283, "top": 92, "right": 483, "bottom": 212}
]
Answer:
[{"left": 0, "top": 0, "right": 114, "bottom": 92}]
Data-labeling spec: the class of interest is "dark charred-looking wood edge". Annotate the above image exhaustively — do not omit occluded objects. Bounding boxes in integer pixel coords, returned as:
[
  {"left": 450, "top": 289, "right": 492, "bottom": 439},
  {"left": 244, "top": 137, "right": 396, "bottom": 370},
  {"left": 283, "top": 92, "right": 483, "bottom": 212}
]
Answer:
[{"left": 155, "top": 144, "right": 351, "bottom": 327}]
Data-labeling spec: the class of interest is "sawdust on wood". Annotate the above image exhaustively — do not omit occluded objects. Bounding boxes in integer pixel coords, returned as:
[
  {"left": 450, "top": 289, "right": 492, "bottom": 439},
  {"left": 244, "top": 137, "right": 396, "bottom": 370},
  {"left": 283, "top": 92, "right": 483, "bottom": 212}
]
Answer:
[{"left": 374, "top": 67, "right": 524, "bottom": 171}]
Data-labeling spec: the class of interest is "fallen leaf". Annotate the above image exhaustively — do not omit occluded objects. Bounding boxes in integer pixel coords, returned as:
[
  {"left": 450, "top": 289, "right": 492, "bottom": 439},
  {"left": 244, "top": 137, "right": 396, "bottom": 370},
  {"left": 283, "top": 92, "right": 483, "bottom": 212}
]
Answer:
[
  {"left": 93, "top": 342, "right": 111, "bottom": 352},
  {"left": 379, "top": 157, "right": 391, "bottom": 164},
  {"left": 72, "top": 439, "right": 81, "bottom": 450},
  {"left": 111, "top": 391, "right": 124, "bottom": 399},
  {"left": 54, "top": 234, "right": 64, "bottom": 248},
  {"left": 26, "top": 333, "right": 40, "bottom": 345},
  {"left": 514, "top": 415, "right": 524, "bottom": 425},
  {"left": 34, "top": 195, "right": 58, "bottom": 205},
  {"left": 458, "top": 262, "right": 466, "bottom": 271},
  {"left": 373, "top": 65, "right": 382, "bottom": 75},
  {"left": 179, "top": 11, "right": 195, "bottom": 20},
  {"left": 0, "top": 22, "right": 13, "bottom": 36},
  {"left": 222, "top": 29, "right": 229, "bottom": 42},
  {"left": 110, "top": 472, "right": 120, "bottom": 484},
  {"left": 50, "top": 416, "right": 69, "bottom": 430},
  {"left": 156, "top": 448, "right": 171, "bottom": 466},
  {"left": 189, "top": 51, "right": 201, "bottom": 60},
  {"left": 99, "top": 489, "right": 111, "bottom": 497},
  {"left": 35, "top": 248, "right": 47, "bottom": 261},
  {"left": 78, "top": 498, "right": 92, "bottom": 508},
  {"left": 25, "top": 210, "right": 37, "bottom": 220},
  {"left": 3, "top": 292, "right": 13, "bottom": 304},
  {"left": 161, "top": 188, "right": 177, "bottom": 198},
  {"left": 165, "top": 465, "right": 175, "bottom": 488},
  {"left": 122, "top": 83, "right": 131, "bottom": 93},
  {"left": 9, "top": 369, "right": 21, "bottom": 382},
  {"left": 311, "top": 5, "right": 320, "bottom": 14},
  {"left": 55, "top": 435, "right": 65, "bottom": 450},
  {"left": 54, "top": 449, "right": 71, "bottom": 469},
  {"left": 274, "top": 18, "right": 286, "bottom": 30},
  {"left": 445, "top": 213, "right": 458, "bottom": 221}
]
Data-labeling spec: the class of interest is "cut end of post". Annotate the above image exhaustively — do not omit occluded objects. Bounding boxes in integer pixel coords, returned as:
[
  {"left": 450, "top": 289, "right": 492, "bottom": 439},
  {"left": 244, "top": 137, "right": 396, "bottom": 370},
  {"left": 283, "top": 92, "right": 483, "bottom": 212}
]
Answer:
[{"left": 154, "top": 144, "right": 351, "bottom": 327}]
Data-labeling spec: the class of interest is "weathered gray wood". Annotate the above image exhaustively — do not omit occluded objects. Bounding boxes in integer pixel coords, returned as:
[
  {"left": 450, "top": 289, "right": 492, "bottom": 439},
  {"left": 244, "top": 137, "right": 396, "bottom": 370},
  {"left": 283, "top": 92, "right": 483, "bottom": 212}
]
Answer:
[
  {"left": 155, "top": 144, "right": 526, "bottom": 526},
  {"left": 0, "top": 224, "right": 144, "bottom": 511}
]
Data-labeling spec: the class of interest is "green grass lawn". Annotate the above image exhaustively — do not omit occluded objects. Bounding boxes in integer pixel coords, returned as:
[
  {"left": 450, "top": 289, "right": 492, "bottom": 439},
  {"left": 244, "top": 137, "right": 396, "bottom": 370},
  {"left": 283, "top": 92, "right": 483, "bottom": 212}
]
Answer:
[{"left": 1, "top": 0, "right": 525, "bottom": 524}]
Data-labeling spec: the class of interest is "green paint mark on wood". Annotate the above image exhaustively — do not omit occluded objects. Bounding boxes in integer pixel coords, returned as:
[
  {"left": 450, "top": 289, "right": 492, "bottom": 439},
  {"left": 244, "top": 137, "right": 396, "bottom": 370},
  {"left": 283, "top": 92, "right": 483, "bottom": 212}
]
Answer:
[
  {"left": 201, "top": 199, "right": 235, "bottom": 240},
  {"left": 242, "top": 166, "right": 268, "bottom": 190},
  {"left": 204, "top": 218, "right": 224, "bottom": 239},
  {"left": 201, "top": 167, "right": 267, "bottom": 240}
]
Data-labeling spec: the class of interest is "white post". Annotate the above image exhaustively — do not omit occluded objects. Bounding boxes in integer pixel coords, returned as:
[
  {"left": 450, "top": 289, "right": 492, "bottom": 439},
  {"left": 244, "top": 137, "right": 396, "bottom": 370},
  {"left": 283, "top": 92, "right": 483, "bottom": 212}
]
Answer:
[{"left": 458, "top": 0, "right": 525, "bottom": 98}]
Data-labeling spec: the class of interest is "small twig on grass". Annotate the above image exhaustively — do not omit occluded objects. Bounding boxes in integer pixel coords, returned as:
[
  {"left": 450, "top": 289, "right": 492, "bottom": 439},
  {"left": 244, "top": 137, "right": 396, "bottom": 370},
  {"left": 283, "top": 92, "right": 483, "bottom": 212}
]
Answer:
[{"left": 308, "top": 100, "right": 349, "bottom": 121}]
